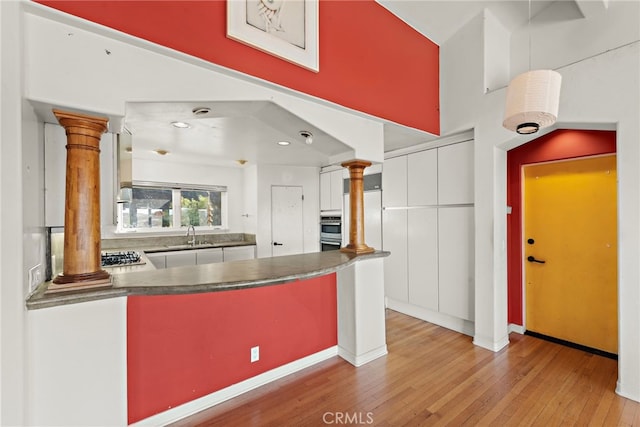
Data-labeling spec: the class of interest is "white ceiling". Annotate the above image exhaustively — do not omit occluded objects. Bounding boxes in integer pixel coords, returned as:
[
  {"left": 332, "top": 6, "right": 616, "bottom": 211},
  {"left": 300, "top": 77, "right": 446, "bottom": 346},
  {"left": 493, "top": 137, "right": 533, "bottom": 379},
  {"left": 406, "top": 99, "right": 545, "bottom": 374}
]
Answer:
[{"left": 124, "top": 101, "right": 352, "bottom": 168}]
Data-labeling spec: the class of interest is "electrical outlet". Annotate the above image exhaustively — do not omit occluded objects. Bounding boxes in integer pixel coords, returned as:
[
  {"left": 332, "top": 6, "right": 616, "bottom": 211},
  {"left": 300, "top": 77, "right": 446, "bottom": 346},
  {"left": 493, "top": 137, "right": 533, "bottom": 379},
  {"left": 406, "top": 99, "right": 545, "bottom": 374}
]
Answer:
[
  {"left": 29, "top": 264, "right": 42, "bottom": 290},
  {"left": 250, "top": 346, "right": 260, "bottom": 363}
]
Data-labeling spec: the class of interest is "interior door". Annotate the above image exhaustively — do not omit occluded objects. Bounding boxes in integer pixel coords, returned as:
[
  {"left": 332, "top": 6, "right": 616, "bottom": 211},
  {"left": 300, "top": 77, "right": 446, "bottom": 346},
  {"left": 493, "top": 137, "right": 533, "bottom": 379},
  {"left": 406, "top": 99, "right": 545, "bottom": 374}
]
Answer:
[
  {"left": 524, "top": 155, "right": 617, "bottom": 354},
  {"left": 271, "top": 186, "right": 304, "bottom": 257}
]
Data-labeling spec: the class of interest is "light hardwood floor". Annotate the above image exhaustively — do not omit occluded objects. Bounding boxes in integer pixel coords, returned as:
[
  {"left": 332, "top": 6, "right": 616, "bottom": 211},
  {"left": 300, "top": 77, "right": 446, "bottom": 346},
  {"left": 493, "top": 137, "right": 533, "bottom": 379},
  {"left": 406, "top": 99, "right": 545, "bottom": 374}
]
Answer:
[{"left": 172, "top": 309, "right": 639, "bottom": 426}]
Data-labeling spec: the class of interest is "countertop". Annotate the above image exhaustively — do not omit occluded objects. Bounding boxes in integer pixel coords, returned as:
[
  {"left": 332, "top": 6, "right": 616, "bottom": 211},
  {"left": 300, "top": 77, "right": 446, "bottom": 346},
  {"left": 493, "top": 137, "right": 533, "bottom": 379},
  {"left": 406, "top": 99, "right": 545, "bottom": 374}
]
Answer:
[{"left": 27, "top": 250, "right": 389, "bottom": 310}]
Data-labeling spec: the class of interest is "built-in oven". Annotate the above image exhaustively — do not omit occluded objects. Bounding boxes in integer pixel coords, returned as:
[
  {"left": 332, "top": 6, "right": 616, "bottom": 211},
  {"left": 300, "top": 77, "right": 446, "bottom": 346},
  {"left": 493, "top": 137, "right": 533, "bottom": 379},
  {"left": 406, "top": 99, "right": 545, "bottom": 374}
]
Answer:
[{"left": 320, "top": 215, "right": 342, "bottom": 251}]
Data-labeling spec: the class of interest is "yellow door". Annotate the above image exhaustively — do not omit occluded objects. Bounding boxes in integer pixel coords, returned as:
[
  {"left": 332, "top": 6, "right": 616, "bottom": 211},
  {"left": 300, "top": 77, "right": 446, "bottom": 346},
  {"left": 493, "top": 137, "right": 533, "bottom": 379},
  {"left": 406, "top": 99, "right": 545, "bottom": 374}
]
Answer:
[{"left": 524, "top": 155, "right": 617, "bottom": 354}]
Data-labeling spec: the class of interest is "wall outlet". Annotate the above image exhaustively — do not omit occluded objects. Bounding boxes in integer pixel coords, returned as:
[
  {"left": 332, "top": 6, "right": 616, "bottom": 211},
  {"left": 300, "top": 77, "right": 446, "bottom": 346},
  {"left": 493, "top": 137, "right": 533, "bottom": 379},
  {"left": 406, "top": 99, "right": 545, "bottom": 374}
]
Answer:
[
  {"left": 29, "top": 264, "right": 42, "bottom": 290},
  {"left": 250, "top": 346, "right": 260, "bottom": 363}
]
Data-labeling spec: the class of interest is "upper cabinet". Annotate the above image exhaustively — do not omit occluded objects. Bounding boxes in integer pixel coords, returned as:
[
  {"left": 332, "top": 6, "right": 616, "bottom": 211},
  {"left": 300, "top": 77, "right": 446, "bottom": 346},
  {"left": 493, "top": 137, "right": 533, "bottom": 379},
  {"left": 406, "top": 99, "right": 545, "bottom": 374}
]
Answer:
[
  {"left": 408, "top": 149, "right": 438, "bottom": 206},
  {"left": 438, "top": 140, "right": 474, "bottom": 205},
  {"left": 382, "top": 155, "right": 407, "bottom": 208},
  {"left": 45, "top": 123, "right": 116, "bottom": 227},
  {"left": 320, "top": 169, "right": 344, "bottom": 212}
]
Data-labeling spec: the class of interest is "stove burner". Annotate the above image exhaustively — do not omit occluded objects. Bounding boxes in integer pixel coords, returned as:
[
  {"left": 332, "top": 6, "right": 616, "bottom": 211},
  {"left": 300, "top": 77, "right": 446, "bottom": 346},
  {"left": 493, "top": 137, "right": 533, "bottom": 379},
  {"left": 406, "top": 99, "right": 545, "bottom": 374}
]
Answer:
[{"left": 101, "top": 251, "right": 143, "bottom": 267}]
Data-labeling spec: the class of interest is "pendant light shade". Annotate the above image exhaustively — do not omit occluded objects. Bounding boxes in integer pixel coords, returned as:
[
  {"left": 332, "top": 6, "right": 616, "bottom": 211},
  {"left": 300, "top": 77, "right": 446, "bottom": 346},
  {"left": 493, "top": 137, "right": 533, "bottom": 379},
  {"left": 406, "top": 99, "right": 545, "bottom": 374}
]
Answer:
[{"left": 503, "top": 69, "right": 562, "bottom": 134}]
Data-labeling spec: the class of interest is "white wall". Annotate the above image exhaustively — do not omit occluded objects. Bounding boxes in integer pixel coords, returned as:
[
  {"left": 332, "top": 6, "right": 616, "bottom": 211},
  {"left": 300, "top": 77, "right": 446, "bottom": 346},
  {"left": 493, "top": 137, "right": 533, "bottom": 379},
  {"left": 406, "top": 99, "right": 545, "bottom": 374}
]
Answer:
[
  {"left": 133, "top": 157, "right": 246, "bottom": 233},
  {"left": 1, "top": 1, "right": 27, "bottom": 424},
  {"left": 255, "top": 165, "right": 320, "bottom": 258},
  {"left": 440, "top": 0, "right": 640, "bottom": 400},
  {"left": 26, "top": 298, "right": 128, "bottom": 426}
]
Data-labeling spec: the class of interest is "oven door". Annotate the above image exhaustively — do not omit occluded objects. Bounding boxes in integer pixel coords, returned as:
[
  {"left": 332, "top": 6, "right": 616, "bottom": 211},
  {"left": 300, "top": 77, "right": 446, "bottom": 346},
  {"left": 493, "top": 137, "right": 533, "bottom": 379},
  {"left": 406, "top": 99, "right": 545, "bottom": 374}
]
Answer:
[{"left": 320, "top": 240, "right": 341, "bottom": 251}]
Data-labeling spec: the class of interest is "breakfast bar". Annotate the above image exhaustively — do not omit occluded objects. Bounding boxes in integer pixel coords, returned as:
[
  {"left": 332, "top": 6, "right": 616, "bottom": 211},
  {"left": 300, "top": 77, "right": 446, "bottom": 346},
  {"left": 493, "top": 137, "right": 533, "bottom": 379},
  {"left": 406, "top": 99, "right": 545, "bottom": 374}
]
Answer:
[{"left": 25, "top": 250, "right": 388, "bottom": 425}]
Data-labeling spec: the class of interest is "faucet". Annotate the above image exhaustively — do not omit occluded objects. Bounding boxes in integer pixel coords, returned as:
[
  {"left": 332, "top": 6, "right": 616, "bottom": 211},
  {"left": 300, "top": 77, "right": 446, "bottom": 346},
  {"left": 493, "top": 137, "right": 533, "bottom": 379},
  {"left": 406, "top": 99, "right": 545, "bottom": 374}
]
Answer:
[{"left": 186, "top": 225, "right": 196, "bottom": 247}]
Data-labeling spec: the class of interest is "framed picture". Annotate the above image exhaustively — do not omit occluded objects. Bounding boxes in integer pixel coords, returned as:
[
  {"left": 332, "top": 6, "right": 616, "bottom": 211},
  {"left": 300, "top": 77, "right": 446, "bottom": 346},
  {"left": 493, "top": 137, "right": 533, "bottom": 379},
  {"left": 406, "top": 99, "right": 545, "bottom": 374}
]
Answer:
[{"left": 227, "top": 0, "right": 319, "bottom": 72}]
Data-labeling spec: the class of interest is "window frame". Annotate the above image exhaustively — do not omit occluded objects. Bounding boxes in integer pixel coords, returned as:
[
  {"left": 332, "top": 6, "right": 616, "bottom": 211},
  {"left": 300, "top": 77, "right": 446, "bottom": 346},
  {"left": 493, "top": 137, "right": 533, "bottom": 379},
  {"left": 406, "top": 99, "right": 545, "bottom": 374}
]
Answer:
[{"left": 116, "top": 181, "right": 228, "bottom": 233}]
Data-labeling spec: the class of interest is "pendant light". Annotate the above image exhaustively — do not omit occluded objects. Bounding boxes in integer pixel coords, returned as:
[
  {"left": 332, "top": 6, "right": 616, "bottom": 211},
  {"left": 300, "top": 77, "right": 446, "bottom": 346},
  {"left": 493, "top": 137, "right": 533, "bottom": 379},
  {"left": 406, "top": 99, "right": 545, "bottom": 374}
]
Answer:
[{"left": 503, "top": 1, "right": 561, "bottom": 135}]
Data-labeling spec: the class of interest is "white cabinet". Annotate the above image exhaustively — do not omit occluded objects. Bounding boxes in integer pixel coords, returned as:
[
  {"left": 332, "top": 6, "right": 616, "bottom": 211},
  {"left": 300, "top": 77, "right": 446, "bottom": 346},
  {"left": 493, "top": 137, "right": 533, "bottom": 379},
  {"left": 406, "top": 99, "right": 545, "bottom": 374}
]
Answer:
[
  {"left": 382, "top": 156, "right": 407, "bottom": 207},
  {"left": 407, "top": 208, "right": 439, "bottom": 311},
  {"left": 45, "top": 123, "right": 116, "bottom": 227},
  {"left": 382, "top": 209, "right": 408, "bottom": 302},
  {"left": 382, "top": 140, "right": 475, "bottom": 326},
  {"left": 196, "top": 248, "right": 223, "bottom": 264},
  {"left": 438, "top": 206, "right": 475, "bottom": 321},
  {"left": 165, "top": 251, "right": 197, "bottom": 268},
  {"left": 320, "top": 170, "right": 344, "bottom": 212},
  {"left": 146, "top": 253, "right": 166, "bottom": 269},
  {"left": 438, "top": 140, "right": 474, "bottom": 205},
  {"left": 408, "top": 149, "right": 438, "bottom": 206},
  {"left": 223, "top": 245, "right": 256, "bottom": 262}
]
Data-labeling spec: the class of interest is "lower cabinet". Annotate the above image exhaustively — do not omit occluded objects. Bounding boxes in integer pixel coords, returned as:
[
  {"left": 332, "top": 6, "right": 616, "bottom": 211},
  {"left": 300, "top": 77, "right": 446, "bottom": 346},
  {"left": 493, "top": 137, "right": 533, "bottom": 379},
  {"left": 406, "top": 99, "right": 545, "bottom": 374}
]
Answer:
[
  {"left": 438, "top": 206, "right": 474, "bottom": 321},
  {"left": 165, "top": 251, "right": 197, "bottom": 268},
  {"left": 196, "top": 248, "right": 223, "bottom": 264},
  {"left": 145, "top": 245, "right": 255, "bottom": 269},
  {"left": 382, "top": 209, "right": 408, "bottom": 302},
  {"left": 407, "top": 208, "right": 439, "bottom": 312},
  {"left": 222, "top": 245, "right": 256, "bottom": 262},
  {"left": 382, "top": 206, "right": 474, "bottom": 322}
]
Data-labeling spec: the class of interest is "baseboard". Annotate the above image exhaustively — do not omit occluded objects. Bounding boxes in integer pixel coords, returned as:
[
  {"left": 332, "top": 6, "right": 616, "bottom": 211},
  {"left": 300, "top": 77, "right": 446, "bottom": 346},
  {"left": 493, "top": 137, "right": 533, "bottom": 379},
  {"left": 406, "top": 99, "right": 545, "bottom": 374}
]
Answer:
[
  {"left": 616, "top": 380, "right": 640, "bottom": 403},
  {"left": 508, "top": 323, "right": 526, "bottom": 334},
  {"left": 473, "top": 334, "right": 510, "bottom": 352},
  {"left": 386, "top": 298, "right": 475, "bottom": 337},
  {"left": 338, "top": 345, "right": 388, "bottom": 367},
  {"left": 130, "top": 346, "right": 339, "bottom": 426}
]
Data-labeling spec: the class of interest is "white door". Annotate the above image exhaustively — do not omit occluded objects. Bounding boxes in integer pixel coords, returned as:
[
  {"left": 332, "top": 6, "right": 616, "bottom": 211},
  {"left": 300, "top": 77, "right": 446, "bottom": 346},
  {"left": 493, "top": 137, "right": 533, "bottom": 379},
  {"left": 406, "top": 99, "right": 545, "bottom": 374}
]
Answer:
[{"left": 271, "top": 186, "right": 304, "bottom": 256}]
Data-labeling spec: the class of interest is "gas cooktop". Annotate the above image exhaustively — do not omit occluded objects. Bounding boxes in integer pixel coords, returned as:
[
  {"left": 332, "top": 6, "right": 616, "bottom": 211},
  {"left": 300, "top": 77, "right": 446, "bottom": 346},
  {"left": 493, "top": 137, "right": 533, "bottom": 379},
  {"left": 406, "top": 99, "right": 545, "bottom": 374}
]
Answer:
[{"left": 101, "top": 250, "right": 144, "bottom": 267}]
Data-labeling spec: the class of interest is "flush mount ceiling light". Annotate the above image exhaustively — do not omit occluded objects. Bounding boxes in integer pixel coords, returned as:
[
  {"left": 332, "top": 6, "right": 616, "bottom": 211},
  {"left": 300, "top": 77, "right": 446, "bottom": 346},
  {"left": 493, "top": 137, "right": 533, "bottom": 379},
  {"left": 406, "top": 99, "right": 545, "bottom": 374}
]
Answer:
[
  {"left": 154, "top": 149, "right": 169, "bottom": 156},
  {"left": 277, "top": 141, "right": 291, "bottom": 146},
  {"left": 502, "top": 0, "right": 561, "bottom": 135},
  {"left": 171, "top": 121, "right": 190, "bottom": 129},
  {"left": 299, "top": 130, "right": 313, "bottom": 145},
  {"left": 237, "top": 159, "right": 248, "bottom": 165}
]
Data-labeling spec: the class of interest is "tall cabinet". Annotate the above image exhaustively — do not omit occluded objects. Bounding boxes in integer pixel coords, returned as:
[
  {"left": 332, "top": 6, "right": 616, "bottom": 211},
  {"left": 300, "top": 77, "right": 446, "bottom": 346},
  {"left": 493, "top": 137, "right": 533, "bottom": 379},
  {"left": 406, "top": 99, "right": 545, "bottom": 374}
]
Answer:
[{"left": 382, "top": 139, "right": 475, "bottom": 331}]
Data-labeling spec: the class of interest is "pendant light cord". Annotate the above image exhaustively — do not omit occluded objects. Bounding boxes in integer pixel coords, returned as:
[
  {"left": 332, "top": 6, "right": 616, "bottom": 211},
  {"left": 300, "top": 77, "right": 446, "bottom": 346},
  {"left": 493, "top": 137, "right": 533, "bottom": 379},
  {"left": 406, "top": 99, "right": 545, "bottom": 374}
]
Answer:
[{"left": 528, "top": 0, "right": 532, "bottom": 71}]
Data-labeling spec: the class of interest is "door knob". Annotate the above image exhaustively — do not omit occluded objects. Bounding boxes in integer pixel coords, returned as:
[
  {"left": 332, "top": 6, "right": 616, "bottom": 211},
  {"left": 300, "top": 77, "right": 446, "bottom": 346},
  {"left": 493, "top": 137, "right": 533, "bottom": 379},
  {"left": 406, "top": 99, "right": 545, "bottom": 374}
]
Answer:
[
  {"left": 273, "top": 242, "right": 283, "bottom": 246},
  {"left": 527, "top": 255, "right": 546, "bottom": 264}
]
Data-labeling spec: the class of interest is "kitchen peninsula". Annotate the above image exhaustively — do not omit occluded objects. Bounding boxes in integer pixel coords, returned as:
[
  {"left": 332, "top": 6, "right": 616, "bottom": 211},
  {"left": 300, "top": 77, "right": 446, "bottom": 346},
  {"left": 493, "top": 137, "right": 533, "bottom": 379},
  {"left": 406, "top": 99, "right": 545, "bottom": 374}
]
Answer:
[{"left": 26, "top": 247, "right": 389, "bottom": 425}]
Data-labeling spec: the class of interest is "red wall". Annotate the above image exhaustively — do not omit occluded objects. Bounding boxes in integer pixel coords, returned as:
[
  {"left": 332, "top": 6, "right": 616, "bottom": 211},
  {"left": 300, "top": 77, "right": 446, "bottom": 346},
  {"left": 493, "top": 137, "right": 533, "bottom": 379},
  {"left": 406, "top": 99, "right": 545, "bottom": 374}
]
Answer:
[
  {"left": 507, "top": 130, "right": 616, "bottom": 325},
  {"left": 35, "top": 0, "right": 440, "bottom": 135},
  {"left": 127, "top": 274, "right": 337, "bottom": 424}
]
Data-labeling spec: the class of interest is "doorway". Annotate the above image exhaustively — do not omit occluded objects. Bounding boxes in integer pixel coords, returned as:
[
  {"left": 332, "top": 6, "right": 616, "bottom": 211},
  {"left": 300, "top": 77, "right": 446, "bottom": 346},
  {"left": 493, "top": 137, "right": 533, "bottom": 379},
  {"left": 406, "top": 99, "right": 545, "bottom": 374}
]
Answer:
[
  {"left": 523, "top": 155, "right": 618, "bottom": 355},
  {"left": 271, "top": 186, "right": 304, "bottom": 257}
]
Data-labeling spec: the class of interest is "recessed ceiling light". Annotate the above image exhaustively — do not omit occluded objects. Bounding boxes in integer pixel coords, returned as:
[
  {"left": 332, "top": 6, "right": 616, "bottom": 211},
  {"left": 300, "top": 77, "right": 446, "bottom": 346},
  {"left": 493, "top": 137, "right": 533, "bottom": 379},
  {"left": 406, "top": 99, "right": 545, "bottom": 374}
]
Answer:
[
  {"left": 171, "top": 121, "right": 190, "bottom": 129},
  {"left": 299, "top": 130, "right": 313, "bottom": 145},
  {"left": 192, "top": 107, "right": 211, "bottom": 116},
  {"left": 277, "top": 141, "right": 291, "bottom": 146},
  {"left": 154, "top": 149, "right": 169, "bottom": 155}
]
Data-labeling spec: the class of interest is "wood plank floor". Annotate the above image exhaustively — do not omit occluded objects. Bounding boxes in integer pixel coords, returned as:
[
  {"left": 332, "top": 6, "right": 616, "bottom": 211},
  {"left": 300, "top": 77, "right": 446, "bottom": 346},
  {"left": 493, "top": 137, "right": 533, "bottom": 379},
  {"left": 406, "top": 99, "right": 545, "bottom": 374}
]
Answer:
[{"left": 171, "top": 309, "right": 640, "bottom": 426}]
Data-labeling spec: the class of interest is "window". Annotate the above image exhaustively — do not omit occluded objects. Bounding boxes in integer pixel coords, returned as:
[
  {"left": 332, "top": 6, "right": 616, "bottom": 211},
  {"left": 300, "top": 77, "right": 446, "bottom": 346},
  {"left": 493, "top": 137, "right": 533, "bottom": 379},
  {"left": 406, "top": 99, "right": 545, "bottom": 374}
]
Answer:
[{"left": 117, "top": 182, "right": 227, "bottom": 231}]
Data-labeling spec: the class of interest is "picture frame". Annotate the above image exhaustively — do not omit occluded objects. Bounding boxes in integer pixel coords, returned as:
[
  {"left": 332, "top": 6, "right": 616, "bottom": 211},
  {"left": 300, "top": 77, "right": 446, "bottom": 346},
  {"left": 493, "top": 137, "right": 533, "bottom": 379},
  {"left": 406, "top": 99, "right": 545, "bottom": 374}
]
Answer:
[{"left": 227, "top": 0, "right": 319, "bottom": 72}]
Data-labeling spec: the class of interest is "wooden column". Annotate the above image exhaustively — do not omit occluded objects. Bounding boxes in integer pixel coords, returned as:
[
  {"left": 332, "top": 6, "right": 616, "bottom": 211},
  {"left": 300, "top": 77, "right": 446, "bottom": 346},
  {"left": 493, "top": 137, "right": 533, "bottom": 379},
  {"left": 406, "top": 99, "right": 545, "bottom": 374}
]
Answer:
[
  {"left": 50, "top": 109, "right": 111, "bottom": 290},
  {"left": 341, "top": 160, "right": 375, "bottom": 255}
]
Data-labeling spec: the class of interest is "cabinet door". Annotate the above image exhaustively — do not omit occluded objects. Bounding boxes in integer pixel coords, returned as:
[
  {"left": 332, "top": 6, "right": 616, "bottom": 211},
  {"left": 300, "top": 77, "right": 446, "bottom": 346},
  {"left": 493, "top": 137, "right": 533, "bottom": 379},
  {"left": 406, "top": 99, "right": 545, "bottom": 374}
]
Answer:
[
  {"left": 320, "top": 172, "right": 331, "bottom": 211},
  {"left": 146, "top": 253, "right": 166, "bottom": 269},
  {"left": 408, "top": 149, "right": 438, "bottom": 206},
  {"left": 382, "top": 156, "right": 407, "bottom": 208},
  {"left": 223, "top": 246, "right": 256, "bottom": 262},
  {"left": 382, "top": 208, "right": 408, "bottom": 302},
  {"left": 438, "top": 206, "right": 474, "bottom": 321},
  {"left": 408, "top": 208, "right": 439, "bottom": 311},
  {"left": 196, "top": 248, "right": 223, "bottom": 265},
  {"left": 165, "top": 251, "right": 197, "bottom": 268},
  {"left": 438, "top": 141, "right": 474, "bottom": 205},
  {"left": 330, "top": 170, "right": 343, "bottom": 210}
]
